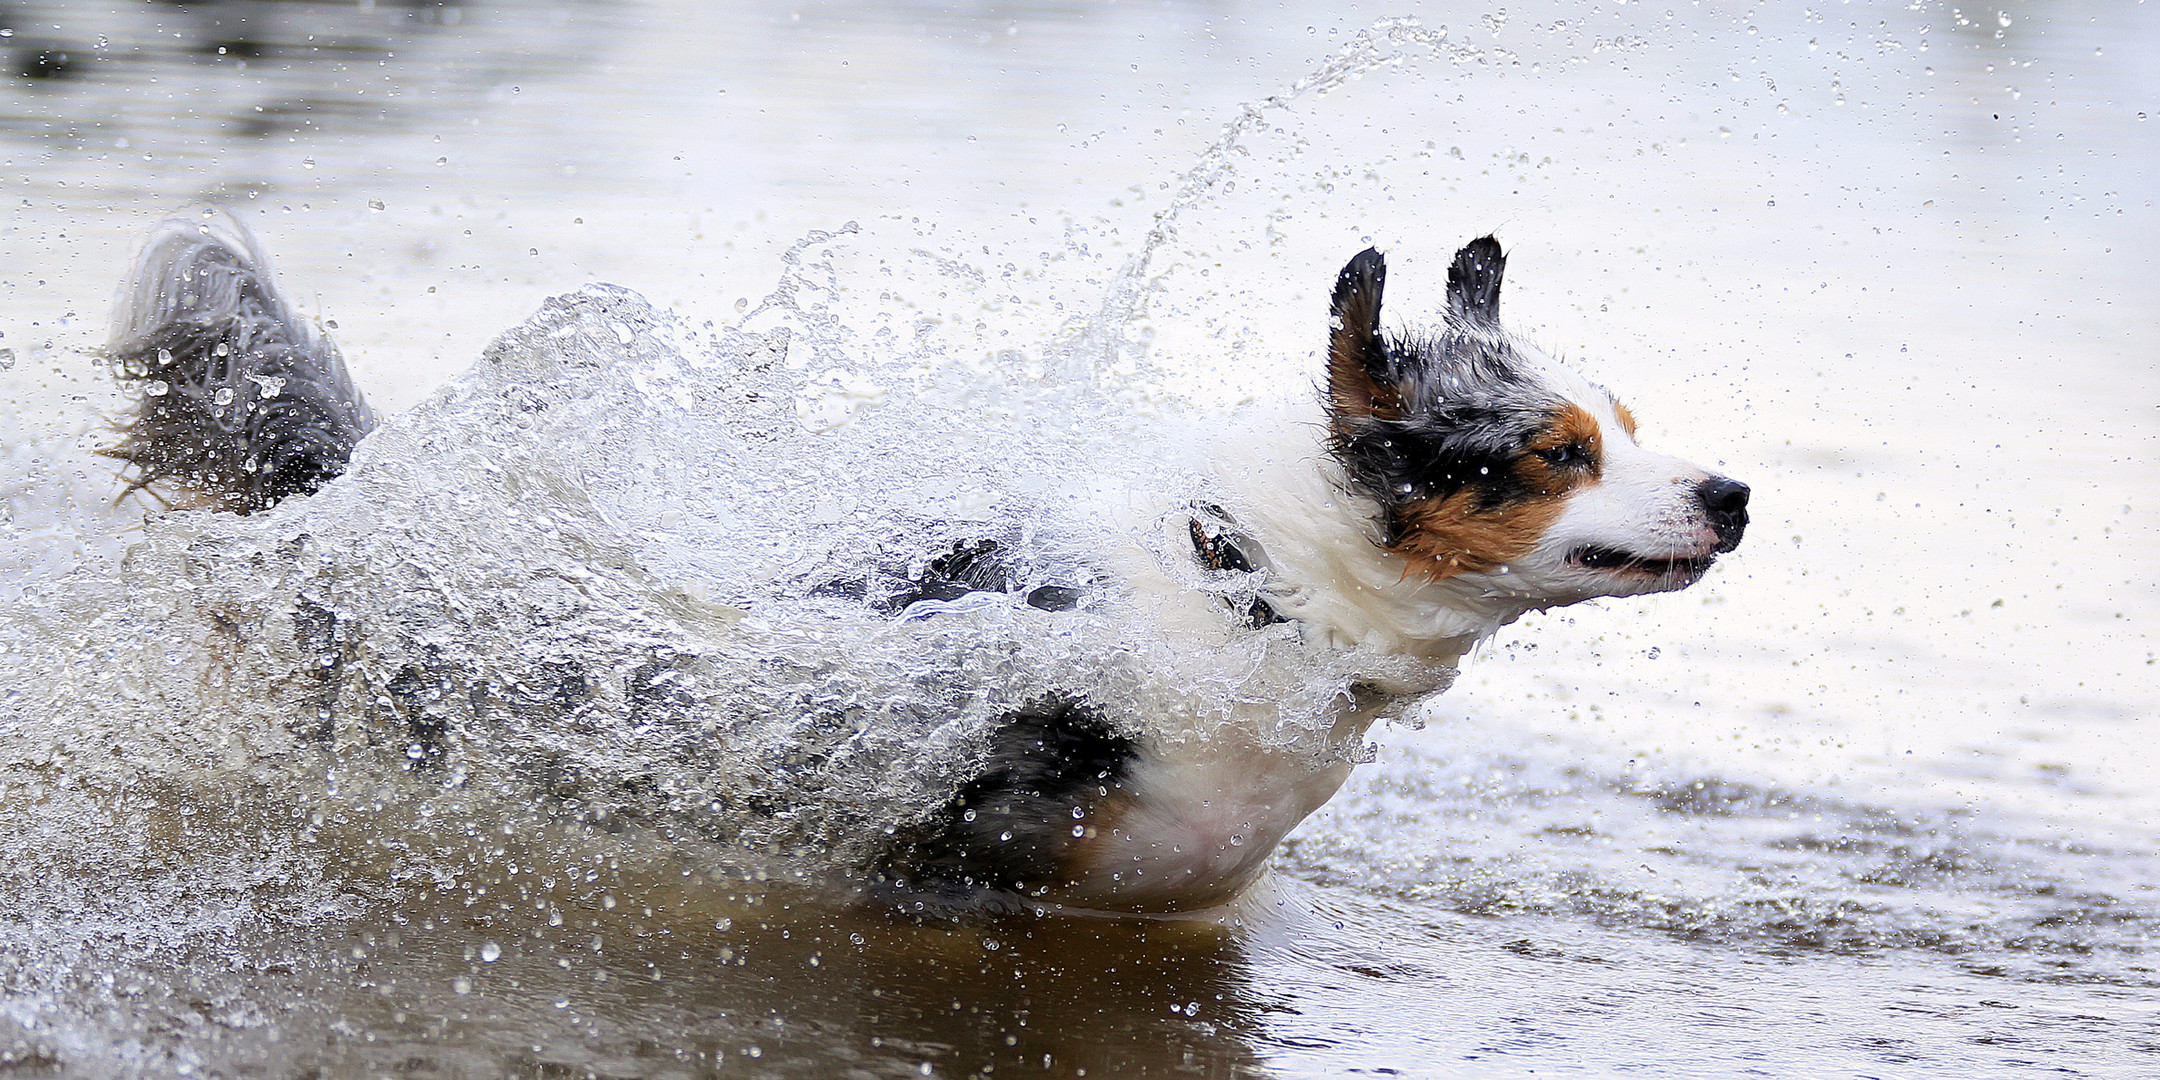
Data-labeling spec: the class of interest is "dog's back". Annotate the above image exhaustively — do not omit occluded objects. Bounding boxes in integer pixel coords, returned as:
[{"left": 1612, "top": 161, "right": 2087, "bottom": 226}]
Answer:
[{"left": 106, "top": 210, "right": 375, "bottom": 512}]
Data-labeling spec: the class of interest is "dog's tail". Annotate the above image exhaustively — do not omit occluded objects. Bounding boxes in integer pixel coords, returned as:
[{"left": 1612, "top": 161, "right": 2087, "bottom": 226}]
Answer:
[{"left": 105, "top": 209, "right": 376, "bottom": 513}]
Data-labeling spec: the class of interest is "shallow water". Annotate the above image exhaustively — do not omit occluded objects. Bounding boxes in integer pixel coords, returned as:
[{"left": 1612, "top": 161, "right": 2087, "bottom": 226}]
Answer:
[{"left": 1, "top": 1, "right": 2156, "bottom": 1077}]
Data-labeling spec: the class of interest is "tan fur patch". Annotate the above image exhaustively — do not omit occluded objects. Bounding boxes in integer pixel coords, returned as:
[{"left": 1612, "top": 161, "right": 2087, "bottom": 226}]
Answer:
[
  {"left": 1054, "top": 789, "right": 1135, "bottom": 888},
  {"left": 1326, "top": 292, "right": 1400, "bottom": 426},
  {"left": 1613, "top": 401, "right": 1639, "bottom": 438},
  {"left": 1392, "top": 490, "right": 1568, "bottom": 580},
  {"left": 1392, "top": 402, "right": 1603, "bottom": 580}
]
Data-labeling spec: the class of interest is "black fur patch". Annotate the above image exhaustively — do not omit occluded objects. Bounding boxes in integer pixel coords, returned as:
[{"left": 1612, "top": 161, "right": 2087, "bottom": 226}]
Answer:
[
  {"left": 816, "top": 537, "right": 1090, "bottom": 615},
  {"left": 1445, "top": 235, "right": 1507, "bottom": 327},
  {"left": 871, "top": 694, "right": 1136, "bottom": 909},
  {"left": 1188, "top": 507, "right": 1286, "bottom": 629}
]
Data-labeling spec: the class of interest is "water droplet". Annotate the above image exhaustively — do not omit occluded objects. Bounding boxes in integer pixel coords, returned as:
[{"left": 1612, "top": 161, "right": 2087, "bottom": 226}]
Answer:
[
  {"left": 479, "top": 941, "right": 501, "bottom": 962},
  {"left": 213, "top": 388, "right": 235, "bottom": 406},
  {"left": 302, "top": 157, "right": 316, "bottom": 169},
  {"left": 145, "top": 380, "right": 168, "bottom": 396},
  {"left": 451, "top": 977, "right": 471, "bottom": 995}
]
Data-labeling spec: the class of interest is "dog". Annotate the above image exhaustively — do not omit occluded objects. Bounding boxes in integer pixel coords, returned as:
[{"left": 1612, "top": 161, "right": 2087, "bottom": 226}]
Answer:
[{"left": 104, "top": 211, "right": 1747, "bottom": 916}]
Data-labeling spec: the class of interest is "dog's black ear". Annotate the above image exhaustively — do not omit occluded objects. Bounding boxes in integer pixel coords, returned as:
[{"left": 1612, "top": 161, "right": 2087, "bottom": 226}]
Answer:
[
  {"left": 1326, "top": 247, "right": 1400, "bottom": 425},
  {"left": 1446, "top": 236, "right": 1505, "bottom": 328}
]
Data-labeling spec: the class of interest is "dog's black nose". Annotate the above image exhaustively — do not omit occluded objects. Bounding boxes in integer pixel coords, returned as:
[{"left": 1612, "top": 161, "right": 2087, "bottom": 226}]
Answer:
[
  {"left": 1696, "top": 477, "right": 1749, "bottom": 550},
  {"left": 1698, "top": 477, "right": 1749, "bottom": 515}
]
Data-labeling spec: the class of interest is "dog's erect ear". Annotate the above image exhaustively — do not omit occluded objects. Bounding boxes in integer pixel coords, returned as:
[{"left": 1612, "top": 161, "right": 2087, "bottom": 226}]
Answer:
[
  {"left": 1446, "top": 236, "right": 1505, "bottom": 328},
  {"left": 1326, "top": 247, "right": 1399, "bottom": 425}
]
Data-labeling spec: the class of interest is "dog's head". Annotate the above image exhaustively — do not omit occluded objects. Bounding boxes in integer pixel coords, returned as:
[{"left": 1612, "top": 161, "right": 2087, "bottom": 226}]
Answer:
[{"left": 1322, "top": 238, "right": 1746, "bottom": 605}]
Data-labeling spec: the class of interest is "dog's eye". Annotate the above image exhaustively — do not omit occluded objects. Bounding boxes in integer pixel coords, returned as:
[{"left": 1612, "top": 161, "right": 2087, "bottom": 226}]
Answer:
[{"left": 1536, "top": 442, "right": 1592, "bottom": 469}]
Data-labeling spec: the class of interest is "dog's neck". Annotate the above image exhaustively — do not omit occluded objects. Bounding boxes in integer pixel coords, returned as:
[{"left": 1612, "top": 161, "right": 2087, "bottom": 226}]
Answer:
[{"left": 1216, "top": 403, "right": 1539, "bottom": 672}]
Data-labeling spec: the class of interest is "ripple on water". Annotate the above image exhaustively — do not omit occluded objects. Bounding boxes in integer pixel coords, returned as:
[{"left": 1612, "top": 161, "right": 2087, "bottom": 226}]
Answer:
[{"left": 1285, "top": 719, "right": 2160, "bottom": 988}]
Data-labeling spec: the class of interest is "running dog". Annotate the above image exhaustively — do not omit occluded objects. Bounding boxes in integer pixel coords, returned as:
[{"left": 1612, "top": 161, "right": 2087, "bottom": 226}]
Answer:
[{"left": 104, "top": 212, "right": 1747, "bottom": 914}]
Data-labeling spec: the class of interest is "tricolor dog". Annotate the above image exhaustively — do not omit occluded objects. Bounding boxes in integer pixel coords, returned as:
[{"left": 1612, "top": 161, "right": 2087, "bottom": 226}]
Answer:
[{"left": 105, "top": 212, "right": 1747, "bottom": 915}]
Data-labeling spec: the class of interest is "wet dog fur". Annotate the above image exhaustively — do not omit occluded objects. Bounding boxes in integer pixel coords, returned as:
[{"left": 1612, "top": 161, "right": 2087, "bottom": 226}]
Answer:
[
  {"left": 105, "top": 214, "right": 375, "bottom": 512},
  {"left": 104, "top": 211, "right": 1747, "bottom": 916}
]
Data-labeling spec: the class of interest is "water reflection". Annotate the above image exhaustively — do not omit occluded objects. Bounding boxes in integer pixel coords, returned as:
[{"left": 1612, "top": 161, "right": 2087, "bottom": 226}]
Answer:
[
  {"left": 349, "top": 887, "right": 1273, "bottom": 1080},
  {"left": 90, "top": 858, "right": 1274, "bottom": 1075},
  {"left": 1, "top": 783, "right": 1277, "bottom": 1077}
]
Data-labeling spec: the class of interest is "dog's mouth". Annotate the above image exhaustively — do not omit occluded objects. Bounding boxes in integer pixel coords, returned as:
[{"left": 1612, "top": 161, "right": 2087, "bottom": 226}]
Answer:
[{"left": 1571, "top": 544, "right": 1719, "bottom": 579}]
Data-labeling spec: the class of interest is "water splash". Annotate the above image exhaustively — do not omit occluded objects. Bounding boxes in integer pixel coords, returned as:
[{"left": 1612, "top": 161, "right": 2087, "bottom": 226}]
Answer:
[
  {"left": 1068, "top": 16, "right": 1482, "bottom": 381},
  {"left": 2, "top": 282, "right": 1433, "bottom": 895}
]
